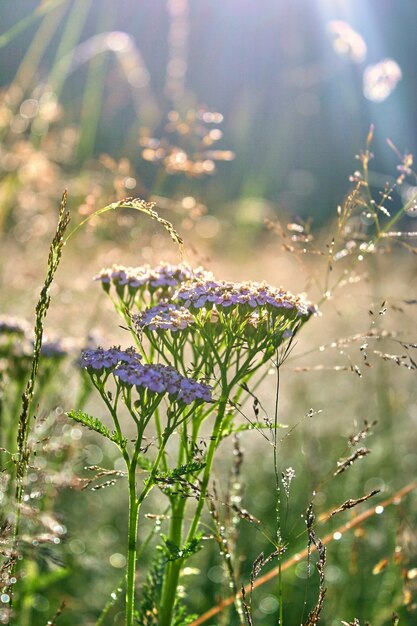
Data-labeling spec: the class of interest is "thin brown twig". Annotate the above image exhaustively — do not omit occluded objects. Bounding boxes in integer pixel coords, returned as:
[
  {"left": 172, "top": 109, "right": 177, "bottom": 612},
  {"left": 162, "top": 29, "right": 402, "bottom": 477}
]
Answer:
[{"left": 189, "top": 480, "right": 417, "bottom": 626}]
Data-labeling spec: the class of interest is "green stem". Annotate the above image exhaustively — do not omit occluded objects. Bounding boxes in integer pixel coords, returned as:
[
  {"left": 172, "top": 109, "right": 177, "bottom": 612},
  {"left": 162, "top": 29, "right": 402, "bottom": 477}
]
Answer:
[
  {"left": 186, "top": 347, "right": 265, "bottom": 547},
  {"left": 273, "top": 352, "right": 283, "bottom": 626},
  {"left": 126, "top": 467, "right": 139, "bottom": 626},
  {"left": 185, "top": 398, "right": 227, "bottom": 545},
  {"left": 158, "top": 498, "right": 187, "bottom": 626}
]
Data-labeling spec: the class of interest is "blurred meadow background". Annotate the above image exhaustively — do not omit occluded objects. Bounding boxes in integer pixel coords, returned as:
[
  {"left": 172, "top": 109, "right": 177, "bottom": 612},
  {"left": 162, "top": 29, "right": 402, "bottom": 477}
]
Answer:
[{"left": 1, "top": 1, "right": 417, "bottom": 625}]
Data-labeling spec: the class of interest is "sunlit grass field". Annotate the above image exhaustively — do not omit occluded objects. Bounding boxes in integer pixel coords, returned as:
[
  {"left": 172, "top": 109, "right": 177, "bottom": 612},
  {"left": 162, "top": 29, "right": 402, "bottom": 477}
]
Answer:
[{"left": 1, "top": 3, "right": 417, "bottom": 626}]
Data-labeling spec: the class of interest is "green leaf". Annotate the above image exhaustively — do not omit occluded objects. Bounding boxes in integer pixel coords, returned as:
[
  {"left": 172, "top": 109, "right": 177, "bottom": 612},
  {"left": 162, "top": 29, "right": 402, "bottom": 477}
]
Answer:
[
  {"left": 66, "top": 410, "right": 126, "bottom": 447},
  {"left": 156, "top": 461, "right": 206, "bottom": 483},
  {"left": 159, "top": 533, "right": 204, "bottom": 562}
]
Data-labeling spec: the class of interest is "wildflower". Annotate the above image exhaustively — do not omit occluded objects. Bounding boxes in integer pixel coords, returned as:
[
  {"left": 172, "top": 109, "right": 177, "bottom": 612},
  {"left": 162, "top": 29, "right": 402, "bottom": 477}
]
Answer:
[
  {"left": 81, "top": 347, "right": 212, "bottom": 405},
  {"left": 134, "top": 302, "right": 194, "bottom": 332},
  {"left": 0, "top": 315, "right": 30, "bottom": 336},
  {"left": 80, "top": 346, "right": 142, "bottom": 372},
  {"left": 39, "top": 338, "right": 67, "bottom": 358},
  {"left": 114, "top": 362, "right": 212, "bottom": 404},
  {"left": 174, "top": 279, "right": 316, "bottom": 318},
  {"left": 94, "top": 262, "right": 213, "bottom": 295}
]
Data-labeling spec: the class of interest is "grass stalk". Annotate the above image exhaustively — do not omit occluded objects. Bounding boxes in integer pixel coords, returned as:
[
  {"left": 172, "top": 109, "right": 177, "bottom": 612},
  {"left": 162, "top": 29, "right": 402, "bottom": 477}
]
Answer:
[
  {"left": 7, "top": 192, "right": 70, "bottom": 615},
  {"left": 13, "top": 2, "right": 67, "bottom": 96},
  {"left": 77, "top": 3, "right": 113, "bottom": 161},
  {"left": 47, "top": 0, "right": 92, "bottom": 99},
  {"left": 0, "top": 0, "right": 67, "bottom": 49}
]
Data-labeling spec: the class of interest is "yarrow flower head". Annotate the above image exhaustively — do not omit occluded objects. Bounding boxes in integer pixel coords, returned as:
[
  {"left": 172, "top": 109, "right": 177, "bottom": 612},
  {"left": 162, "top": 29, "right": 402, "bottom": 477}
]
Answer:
[
  {"left": 114, "top": 363, "right": 212, "bottom": 404},
  {"left": 1, "top": 317, "right": 68, "bottom": 363},
  {"left": 134, "top": 302, "right": 194, "bottom": 333},
  {"left": 40, "top": 338, "right": 68, "bottom": 358},
  {"left": 80, "top": 346, "right": 142, "bottom": 372},
  {"left": 0, "top": 315, "right": 31, "bottom": 336},
  {"left": 174, "top": 279, "right": 316, "bottom": 318},
  {"left": 80, "top": 347, "right": 212, "bottom": 405},
  {"left": 94, "top": 262, "right": 214, "bottom": 304}
]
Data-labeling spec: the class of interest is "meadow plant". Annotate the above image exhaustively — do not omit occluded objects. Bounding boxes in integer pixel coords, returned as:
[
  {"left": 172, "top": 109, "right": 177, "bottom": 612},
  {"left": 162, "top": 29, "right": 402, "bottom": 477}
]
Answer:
[{"left": 73, "top": 262, "right": 316, "bottom": 625}]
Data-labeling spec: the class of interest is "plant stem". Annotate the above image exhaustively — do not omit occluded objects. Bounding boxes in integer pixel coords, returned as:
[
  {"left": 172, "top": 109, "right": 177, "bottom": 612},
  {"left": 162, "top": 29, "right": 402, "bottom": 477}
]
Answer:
[
  {"left": 273, "top": 352, "right": 284, "bottom": 626},
  {"left": 186, "top": 398, "right": 227, "bottom": 545},
  {"left": 158, "top": 498, "right": 187, "bottom": 626},
  {"left": 126, "top": 466, "right": 140, "bottom": 626},
  {"left": 186, "top": 348, "right": 262, "bottom": 547}
]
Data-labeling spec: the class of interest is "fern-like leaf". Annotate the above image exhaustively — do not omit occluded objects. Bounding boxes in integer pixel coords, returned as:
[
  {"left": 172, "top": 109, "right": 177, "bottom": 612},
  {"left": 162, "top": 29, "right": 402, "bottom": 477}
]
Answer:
[{"left": 66, "top": 410, "right": 126, "bottom": 447}]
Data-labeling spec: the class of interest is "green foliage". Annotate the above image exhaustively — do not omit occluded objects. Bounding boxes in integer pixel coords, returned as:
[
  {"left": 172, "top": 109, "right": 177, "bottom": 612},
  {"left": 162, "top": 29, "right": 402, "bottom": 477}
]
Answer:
[
  {"left": 66, "top": 409, "right": 126, "bottom": 448},
  {"left": 160, "top": 533, "right": 204, "bottom": 563},
  {"left": 135, "top": 554, "right": 197, "bottom": 626},
  {"left": 171, "top": 601, "right": 198, "bottom": 626},
  {"left": 135, "top": 556, "right": 165, "bottom": 626},
  {"left": 156, "top": 461, "right": 206, "bottom": 482}
]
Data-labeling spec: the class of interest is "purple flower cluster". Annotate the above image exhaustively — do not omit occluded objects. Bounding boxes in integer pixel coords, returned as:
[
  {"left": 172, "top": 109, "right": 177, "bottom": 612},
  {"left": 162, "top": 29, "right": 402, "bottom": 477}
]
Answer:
[
  {"left": 1, "top": 316, "right": 69, "bottom": 361},
  {"left": 94, "top": 262, "right": 213, "bottom": 292},
  {"left": 81, "top": 347, "right": 142, "bottom": 371},
  {"left": 0, "top": 315, "right": 30, "bottom": 336},
  {"left": 81, "top": 347, "right": 212, "bottom": 405},
  {"left": 114, "top": 363, "right": 212, "bottom": 404},
  {"left": 174, "top": 280, "right": 316, "bottom": 317},
  {"left": 134, "top": 303, "right": 194, "bottom": 332},
  {"left": 40, "top": 338, "right": 67, "bottom": 358}
]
